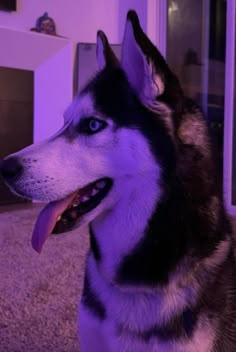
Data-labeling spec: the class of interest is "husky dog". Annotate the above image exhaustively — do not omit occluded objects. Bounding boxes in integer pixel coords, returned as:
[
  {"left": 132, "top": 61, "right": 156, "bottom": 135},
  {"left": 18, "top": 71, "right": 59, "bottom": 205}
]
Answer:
[{"left": 1, "top": 10, "right": 236, "bottom": 352}]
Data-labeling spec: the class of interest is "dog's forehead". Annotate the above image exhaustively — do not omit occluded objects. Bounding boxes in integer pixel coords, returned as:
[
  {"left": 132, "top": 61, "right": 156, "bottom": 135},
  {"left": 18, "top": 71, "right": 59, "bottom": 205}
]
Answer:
[{"left": 64, "top": 93, "right": 97, "bottom": 124}]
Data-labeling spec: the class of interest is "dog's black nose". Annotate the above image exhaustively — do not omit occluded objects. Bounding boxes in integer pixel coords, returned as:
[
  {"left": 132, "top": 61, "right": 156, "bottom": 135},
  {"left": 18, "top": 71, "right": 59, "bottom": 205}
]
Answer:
[{"left": 0, "top": 157, "right": 23, "bottom": 182}]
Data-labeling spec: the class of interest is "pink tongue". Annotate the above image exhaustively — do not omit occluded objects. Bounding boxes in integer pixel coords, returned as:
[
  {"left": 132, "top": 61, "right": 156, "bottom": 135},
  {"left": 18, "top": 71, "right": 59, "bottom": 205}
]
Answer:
[{"left": 32, "top": 193, "right": 76, "bottom": 253}]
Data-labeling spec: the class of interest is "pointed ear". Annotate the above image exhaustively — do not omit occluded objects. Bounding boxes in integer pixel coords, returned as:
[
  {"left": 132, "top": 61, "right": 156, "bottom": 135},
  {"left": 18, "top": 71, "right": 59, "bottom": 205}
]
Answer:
[
  {"left": 96, "top": 30, "right": 118, "bottom": 70},
  {"left": 121, "top": 11, "right": 164, "bottom": 104}
]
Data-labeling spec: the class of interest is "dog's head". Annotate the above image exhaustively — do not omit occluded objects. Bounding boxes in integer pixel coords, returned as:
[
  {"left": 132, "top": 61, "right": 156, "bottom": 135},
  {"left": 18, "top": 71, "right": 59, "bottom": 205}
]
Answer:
[{"left": 0, "top": 11, "right": 212, "bottom": 253}]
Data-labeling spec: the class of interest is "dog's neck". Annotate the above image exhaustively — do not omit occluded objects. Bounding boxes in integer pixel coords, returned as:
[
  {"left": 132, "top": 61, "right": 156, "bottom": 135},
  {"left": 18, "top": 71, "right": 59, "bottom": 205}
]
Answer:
[{"left": 90, "top": 172, "right": 160, "bottom": 282}]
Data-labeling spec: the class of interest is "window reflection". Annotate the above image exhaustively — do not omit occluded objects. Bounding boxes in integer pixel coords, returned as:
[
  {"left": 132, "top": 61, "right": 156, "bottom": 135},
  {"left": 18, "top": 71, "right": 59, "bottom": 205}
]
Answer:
[{"left": 167, "top": 0, "right": 226, "bottom": 184}]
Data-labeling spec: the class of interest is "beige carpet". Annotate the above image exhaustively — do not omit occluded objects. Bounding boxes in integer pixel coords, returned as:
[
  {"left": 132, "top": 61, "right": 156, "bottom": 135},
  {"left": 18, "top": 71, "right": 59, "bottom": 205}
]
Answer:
[{"left": 0, "top": 203, "right": 89, "bottom": 352}]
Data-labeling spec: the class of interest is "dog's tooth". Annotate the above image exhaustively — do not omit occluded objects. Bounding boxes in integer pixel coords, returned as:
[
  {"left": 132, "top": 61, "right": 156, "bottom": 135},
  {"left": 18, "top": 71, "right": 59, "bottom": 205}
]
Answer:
[
  {"left": 91, "top": 188, "right": 98, "bottom": 196},
  {"left": 72, "top": 195, "right": 80, "bottom": 207},
  {"left": 57, "top": 215, "right": 61, "bottom": 221},
  {"left": 81, "top": 195, "right": 90, "bottom": 203},
  {"left": 96, "top": 180, "right": 106, "bottom": 190}
]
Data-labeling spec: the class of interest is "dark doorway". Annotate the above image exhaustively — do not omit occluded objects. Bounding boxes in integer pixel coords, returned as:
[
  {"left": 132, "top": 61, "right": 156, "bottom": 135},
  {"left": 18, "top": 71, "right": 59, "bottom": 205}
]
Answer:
[{"left": 0, "top": 67, "right": 33, "bottom": 204}]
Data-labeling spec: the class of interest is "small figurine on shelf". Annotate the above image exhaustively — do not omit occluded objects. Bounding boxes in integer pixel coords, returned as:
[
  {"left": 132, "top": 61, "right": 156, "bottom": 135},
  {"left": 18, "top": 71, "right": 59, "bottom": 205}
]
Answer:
[{"left": 31, "top": 12, "right": 57, "bottom": 36}]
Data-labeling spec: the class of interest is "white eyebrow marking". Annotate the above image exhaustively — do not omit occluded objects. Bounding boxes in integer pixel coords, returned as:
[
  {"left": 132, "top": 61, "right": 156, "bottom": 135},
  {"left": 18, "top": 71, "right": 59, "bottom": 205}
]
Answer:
[{"left": 63, "top": 93, "right": 96, "bottom": 124}]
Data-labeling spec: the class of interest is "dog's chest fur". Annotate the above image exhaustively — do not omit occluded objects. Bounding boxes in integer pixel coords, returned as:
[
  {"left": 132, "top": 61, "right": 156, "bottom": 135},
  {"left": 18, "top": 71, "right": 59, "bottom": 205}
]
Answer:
[
  {"left": 82, "top": 254, "right": 216, "bottom": 352},
  {"left": 80, "top": 168, "right": 233, "bottom": 352}
]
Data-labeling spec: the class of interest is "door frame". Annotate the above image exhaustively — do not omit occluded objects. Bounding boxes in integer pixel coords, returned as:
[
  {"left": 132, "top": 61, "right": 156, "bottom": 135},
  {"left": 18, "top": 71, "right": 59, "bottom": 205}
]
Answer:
[
  {"left": 223, "top": 0, "right": 236, "bottom": 215},
  {"left": 147, "top": 0, "right": 167, "bottom": 56}
]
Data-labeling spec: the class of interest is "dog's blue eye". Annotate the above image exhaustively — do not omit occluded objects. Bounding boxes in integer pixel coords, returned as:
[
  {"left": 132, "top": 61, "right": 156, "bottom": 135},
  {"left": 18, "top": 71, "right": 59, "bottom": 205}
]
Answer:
[
  {"left": 89, "top": 119, "right": 102, "bottom": 132},
  {"left": 78, "top": 118, "right": 107, "bottom": 135}
]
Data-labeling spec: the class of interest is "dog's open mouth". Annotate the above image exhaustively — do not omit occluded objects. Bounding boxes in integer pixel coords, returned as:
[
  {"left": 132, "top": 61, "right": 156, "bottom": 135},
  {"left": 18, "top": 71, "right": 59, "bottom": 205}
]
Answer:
[{"left": 32, "top": 177, "right": 112, "bottom": 253}]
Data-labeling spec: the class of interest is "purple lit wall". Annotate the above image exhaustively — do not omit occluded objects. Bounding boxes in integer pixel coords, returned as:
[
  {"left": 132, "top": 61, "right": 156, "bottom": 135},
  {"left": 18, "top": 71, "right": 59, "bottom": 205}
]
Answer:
[
  {"left": 0, "top": 0, "right": 150, "bottom": 144},
  {"left": 0, "top": 0, "right": 148, "bottom": 44},
  {"left": 0, "top": 28, "right": 73, "bottom": 143},
  {"left": 118, "top": 0, "right": 147, "bottom": 41}
]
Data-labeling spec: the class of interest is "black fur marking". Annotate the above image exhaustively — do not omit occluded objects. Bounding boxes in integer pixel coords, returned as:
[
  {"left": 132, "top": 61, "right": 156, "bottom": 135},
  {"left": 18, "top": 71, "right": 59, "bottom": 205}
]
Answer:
[
  {"left": 127, "top": 10, "right": 183, "bottom": 115},
  {"left": 82, "top": 270, "right": 106, "bottom": 320},
  {"left": 84, "top": 66, "right": 176, "bottom": 186},
  {"left": 118, "top": 308, "right": 197, "bottom": 342},
  {"left": 118, "top": 253, "right": 236, "bottom": 344},
  {"left": 144, "top": 308, "right": 197, "bottom": 341},
  {"left": 116, "top": 193, "right": 228, "bottom": 286},
  {"left": 205, "top": 250, "right": 236, "bottom": 351},
  {"left": 82, "top": 66, "right": 231, "bottom": 287},
  {"left": 142, "top": 308, "right": 197, "bottom": 341},
  {"left": 97, "top": 30, "right": 119, "bottom": 67},
  {"left": 89, "top": 224, "right": 101, "bottom": 262},
  {"left": 182, "top": 309, "right": 196, "bottom": 337},
  {"left": 78, "top": 20, "right": 236, "bottom": 349}
]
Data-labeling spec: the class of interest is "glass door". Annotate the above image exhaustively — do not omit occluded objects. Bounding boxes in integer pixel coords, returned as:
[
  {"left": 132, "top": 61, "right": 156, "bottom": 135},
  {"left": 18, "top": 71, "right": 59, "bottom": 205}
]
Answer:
[{"left": 165, "top": 0, "right": 229, "bottom": 207}]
